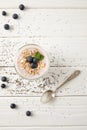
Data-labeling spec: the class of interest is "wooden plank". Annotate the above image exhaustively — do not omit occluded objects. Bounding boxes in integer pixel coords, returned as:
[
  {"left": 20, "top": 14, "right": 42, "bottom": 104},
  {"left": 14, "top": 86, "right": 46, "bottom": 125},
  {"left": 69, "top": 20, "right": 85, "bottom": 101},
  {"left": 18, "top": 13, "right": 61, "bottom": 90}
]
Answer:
[
  {"left": 0, "top": 0, "right": 87, "bottom": 8},
  {"left": 0, "top": 97, "right": 87, "bottom": 126},
  {"left": 0, "top": 126, "right": 87, "bottom": 130},
  {"left": 0, "top": 37, "right": 87, "bottom": 67},
  {"left": 0, "top": 9, "right": 87, "bottom": 37},
  {"left": 0, "top": 66, "right": 86, "bottom": 96}
]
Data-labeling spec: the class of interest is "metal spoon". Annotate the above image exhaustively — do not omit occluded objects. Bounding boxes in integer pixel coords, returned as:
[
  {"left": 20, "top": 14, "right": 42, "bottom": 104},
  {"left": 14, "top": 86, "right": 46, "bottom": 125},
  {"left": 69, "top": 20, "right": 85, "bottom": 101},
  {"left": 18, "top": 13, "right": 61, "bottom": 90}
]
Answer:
[{"left": 40, "top": 70, "right": 80, "bottom": 103}]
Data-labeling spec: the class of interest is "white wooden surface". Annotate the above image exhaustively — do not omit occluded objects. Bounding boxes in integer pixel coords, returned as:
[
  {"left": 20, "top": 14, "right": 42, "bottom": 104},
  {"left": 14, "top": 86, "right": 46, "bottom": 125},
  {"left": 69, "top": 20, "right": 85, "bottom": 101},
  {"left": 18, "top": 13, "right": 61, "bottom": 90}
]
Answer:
[
  {"left": 0, "top": 97, "right": 87, "bottom": 126},
  {"left": 0, "top": 0, "right": 87, "bottom": 130},
  {"left": 0, "top": 9, "right": 87, "bottom": 37},
  {"left": 0, "top": 66, "right": 86, "bottom": 96}
]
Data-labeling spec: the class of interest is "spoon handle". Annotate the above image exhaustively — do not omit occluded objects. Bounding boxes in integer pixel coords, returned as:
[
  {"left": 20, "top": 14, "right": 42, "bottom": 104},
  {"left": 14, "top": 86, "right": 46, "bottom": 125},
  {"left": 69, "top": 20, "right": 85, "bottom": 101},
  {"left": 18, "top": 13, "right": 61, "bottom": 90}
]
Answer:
[{"left": 55, "top": 70, "right": 80, "bottom": 92}]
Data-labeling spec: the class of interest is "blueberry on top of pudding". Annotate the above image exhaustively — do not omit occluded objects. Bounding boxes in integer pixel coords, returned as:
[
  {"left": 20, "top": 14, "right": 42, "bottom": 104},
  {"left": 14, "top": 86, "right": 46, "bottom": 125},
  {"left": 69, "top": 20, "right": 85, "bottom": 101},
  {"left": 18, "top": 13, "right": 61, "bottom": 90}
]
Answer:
[{"left": 26, "top": 56, "right": 33, "bottom": 63}]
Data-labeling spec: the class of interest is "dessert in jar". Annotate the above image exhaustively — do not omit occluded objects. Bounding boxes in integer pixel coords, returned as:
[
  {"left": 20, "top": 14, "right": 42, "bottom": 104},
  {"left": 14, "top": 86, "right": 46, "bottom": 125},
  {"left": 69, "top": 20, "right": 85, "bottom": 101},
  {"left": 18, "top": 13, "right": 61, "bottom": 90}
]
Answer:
[{"left": 15, "top": 44, "right": 49, "bottom": 80}]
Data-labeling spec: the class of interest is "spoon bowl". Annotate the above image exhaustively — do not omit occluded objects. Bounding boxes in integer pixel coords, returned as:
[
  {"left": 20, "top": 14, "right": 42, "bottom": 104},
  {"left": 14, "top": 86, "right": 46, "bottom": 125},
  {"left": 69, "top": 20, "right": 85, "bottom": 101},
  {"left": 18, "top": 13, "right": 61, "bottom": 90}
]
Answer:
[{"left": 40, "top": 90, "right": 55, "bottom": 103}]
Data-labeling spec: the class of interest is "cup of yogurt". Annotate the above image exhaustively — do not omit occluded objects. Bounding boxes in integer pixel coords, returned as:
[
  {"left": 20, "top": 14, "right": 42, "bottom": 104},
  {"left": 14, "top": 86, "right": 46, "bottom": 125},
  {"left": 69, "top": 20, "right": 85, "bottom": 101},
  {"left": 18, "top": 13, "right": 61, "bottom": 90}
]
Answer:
[{"left": 15, "top": 44, "right": 49, "bottom": 80}]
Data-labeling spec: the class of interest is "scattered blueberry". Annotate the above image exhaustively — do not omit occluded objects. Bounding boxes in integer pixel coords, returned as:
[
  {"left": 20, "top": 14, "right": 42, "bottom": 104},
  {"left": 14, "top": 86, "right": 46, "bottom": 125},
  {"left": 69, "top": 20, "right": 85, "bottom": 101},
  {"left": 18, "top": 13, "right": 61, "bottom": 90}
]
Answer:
[
  {"left": 26, "top": 56, "right": 33, "bottom": 63},
  {"left": 1, "top": 76, "right": 7, "bottom": 82},
  {"left": 33, "top": 58, "right": 38, "bottom": 64},
  {"left": 26, "top": 111, "right": 31, "bottom": 116},
  {"left": 1, "top": 84, "right": 6, "bottom": 88},
  {"left": 10, "top": 103, "right": 16, "bottom": 109},
  {"left": 30, "top": 63, "right": 38, "bottom": 69},
  {"left": 19, "top": 4, "right": 25, "bottom": 10},
  {"left": 12, "top": 13, "right": 18, "bottom": 19},
  {"left": 4, "top": 24, "right": 10, "bottom": 30},
  {"left": 2, "top": 11, "right": 7, "bottom": 16}
]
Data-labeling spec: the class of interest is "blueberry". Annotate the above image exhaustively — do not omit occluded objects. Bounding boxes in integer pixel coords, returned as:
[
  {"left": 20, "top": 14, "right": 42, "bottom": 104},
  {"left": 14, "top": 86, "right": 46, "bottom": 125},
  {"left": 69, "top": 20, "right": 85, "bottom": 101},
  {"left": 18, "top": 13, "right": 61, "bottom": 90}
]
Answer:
[
  {"left": 1, "top": 76, "right": 7, "bottom": 82},
  {"left": 12, "top": 13, "right": 18, "bottom": 19},
  {"left": 30, "top": 63, "right": 38, "bottom": 69},
  {"left": 10, "top": 103, "right": 16, "bottom": 109},
  {"left": 1, "top": 84, "right": 6, "bottom": 88},
  {"left": 4, "top": 24, "right": 10, "bottom": 30},
  {"left": 19, "top": 4, "right": 25, "bottom": 10},
  {"left": 33, "top": 58, "right": 38, "bottom": 64},
  {"left": 26, "top": 111, "right": 31, "bottom": 116},
  {"left": 2, "top": 11, "right": 7, "bottom": 16},
  {"left": 26, "top": 56, "right": 33, "bottom": 63}
]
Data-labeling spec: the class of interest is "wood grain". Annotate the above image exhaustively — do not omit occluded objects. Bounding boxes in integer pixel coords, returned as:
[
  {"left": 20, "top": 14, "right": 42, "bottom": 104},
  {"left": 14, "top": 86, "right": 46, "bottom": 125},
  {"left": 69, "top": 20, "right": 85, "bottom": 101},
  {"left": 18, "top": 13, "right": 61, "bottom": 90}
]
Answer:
[
  {"left": 0, "top": 9, "right": 87, "bottom": 37},
  {"left": 0, "top": 0, "right": 87, "bottom": 8},
  {"left": 0, "top": 37, "right": 87, "bottom": 67},
  {"left": 0, "top": 97, "right": 87, "bottom": 126}
]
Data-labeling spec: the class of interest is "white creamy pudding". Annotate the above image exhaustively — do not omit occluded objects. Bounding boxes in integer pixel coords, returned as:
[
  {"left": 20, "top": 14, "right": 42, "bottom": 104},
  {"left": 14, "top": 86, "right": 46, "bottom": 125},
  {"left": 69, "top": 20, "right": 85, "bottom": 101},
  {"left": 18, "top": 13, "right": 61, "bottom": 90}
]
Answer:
[{"left": 15, "top": 44, "right": 49, "bottom": 80}]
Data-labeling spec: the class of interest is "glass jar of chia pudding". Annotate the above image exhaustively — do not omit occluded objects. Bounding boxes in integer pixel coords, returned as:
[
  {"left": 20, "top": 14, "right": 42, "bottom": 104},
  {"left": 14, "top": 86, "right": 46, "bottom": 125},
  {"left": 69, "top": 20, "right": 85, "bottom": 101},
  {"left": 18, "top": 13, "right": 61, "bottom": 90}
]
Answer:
[{"left": 14, "top": 44, "right": 49, "bottom": 80}]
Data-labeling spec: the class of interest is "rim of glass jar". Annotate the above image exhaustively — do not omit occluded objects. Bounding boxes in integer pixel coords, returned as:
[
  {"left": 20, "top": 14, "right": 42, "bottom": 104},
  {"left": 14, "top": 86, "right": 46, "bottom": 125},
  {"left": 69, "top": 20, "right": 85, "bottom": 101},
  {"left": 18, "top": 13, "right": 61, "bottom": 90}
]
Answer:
[{"left": 14, "top": 44, "right": 50, "bottom": 80}]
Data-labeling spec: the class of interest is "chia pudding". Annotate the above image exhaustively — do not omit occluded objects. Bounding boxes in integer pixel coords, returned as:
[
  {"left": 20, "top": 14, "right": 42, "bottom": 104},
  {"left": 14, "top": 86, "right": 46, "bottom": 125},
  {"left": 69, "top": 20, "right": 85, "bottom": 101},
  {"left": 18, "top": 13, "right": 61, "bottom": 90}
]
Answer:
[{"left": 15, "top": 44, "right": 49, "bottom": 80}]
